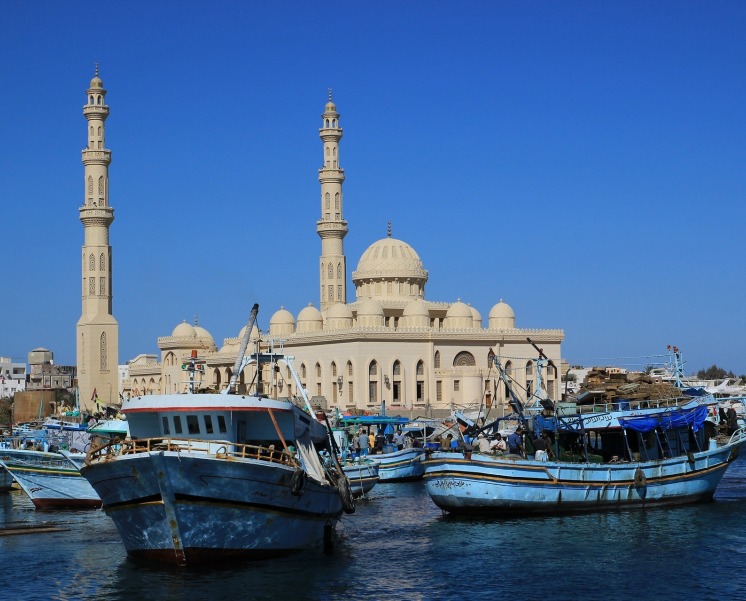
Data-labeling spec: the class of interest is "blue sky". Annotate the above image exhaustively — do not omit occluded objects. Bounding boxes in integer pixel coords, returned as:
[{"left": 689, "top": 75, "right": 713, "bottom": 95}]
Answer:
[{"left": 1, "top": 1, "right": 745, "bottom": 375}]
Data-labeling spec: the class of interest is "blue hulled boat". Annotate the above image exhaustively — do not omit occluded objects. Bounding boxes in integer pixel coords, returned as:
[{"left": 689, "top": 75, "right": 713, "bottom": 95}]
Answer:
[
  {"left": 424, "top": 342, "right": 746, "bottom": 515},
  {"left": 81, "top": 305, "right": 353, "bottom": 566}
]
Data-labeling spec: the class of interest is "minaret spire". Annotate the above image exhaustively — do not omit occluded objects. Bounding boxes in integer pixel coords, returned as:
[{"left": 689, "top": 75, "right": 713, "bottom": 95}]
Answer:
[
  {"left": 317, "top": 92, "right": 348, "bottom": 310},
  {"left": 76, "top": 67, "right": 119, "bottom": 413}
]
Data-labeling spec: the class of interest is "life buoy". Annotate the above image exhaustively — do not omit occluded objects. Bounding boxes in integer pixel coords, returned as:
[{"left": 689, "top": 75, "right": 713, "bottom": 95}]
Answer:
[
  {"left": 634, "top": 467, "right": 646, "bottom": 487},
  {"left": 339, "top": 476, "right": 355, "bottom": 514},
  {"left": 290, "top": 469, "right": 306, "bottom": 496}
]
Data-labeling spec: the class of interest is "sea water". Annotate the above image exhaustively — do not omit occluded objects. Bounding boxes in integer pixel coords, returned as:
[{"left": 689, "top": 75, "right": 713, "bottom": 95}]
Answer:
[{"left": 1, "top": 459, "right": 745, "bottom": 601}]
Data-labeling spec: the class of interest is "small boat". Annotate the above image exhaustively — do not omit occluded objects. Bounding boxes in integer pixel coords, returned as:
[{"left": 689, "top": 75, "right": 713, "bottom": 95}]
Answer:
[
  {"left": 341, "top": 458, "right": 379, "bottom": 496},
  {"left": 0, "top": 446, "right": 101, "bottom": 509},
  {"left": 370, "top": 447, "right": 425, "bottom": 482},
  {"left": 423, "top": 341, "right": 746, "bottom": 516},
  {"left": 81, "top": 304, "right": 354, "bottom": 566}
]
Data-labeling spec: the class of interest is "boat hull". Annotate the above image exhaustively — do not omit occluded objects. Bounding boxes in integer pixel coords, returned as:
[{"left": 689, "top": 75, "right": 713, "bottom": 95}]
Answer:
[
  {"left": 0, "top": 449, "right": 101, "bottom": 509},
  {"left": 423, "top": 443, "right": 742, "bottom": 516},
  {"left": 81, "top": 451, "right": 343, "bottom": 566},
  {"left": 342, "top": 461, "right": 379, "bottom": 496},
  {"left": 371, "top": 448, "right": 425, "bottom": 481}
]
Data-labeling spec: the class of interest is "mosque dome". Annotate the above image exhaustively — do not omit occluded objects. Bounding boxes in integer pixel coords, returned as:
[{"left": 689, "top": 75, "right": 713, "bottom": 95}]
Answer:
[
  {"left": 401, "top": 299, "right": 430, "bottom": 328},
  {"left": 489, "top": 300, "right": 516, "bottom": 329},
  {"left": 193, "top": 326, "right": 215, "bottom": 345},
  {"left": 325, "top": 302, "right": 353, "bottom": 330},
  {"left": 172, "top": 321, "right": 196, "bottom": 337},
  {"left": 325, "top": 100, "right": 337, "bottom": 113},
  {"left": 352, "top": 236, "right": 429, "bottom": 301},
  {"left": 89, "top": 75, "right": 103, "bottom": 89},
  {"left": 355, "top": 298, "right": 384, "bottom": 328},
  {"left": 354, "top": 237, "right": 428, "bottom": 280},
  {"left": 270, "top": 307, "right": 296, "bottom": 337},
  {"left": 297, "top": 303, "right": 323, "bottom": 333},
  {"left": 443, "top": 300, "right": 474, "bottom": 330}
]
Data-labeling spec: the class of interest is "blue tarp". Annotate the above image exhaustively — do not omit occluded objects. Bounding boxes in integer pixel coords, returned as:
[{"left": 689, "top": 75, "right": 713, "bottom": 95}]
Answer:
[{"left": 617, "top": 405, "right": 709, "bottom": 433}]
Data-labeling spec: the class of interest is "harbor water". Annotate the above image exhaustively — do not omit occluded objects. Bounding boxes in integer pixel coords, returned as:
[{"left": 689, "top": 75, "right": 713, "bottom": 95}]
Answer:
[{"left": 2, "top": 459, "right": 746, "bottom": 601}]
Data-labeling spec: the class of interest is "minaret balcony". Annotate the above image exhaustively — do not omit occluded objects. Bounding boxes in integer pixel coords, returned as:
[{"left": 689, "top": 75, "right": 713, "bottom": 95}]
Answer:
[
  {"left": 83, "top": 105, "right": 110, "bottom": 119},
  {"left": 318, "top": 168, "right": 345, "bottom": 183},
  {"left": 82, "top": 149, "right": 112, "bottom": 165},
  {"left": 316, "top": 220, "right": 349, "bottom": 237}
]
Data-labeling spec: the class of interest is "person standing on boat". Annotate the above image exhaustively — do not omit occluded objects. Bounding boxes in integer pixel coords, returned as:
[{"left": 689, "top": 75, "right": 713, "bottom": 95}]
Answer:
[
  {"left": 475, "top": 433, "right": 491, "bottom": 454},
  {"left": 507, "top": 427, "right": 524, "bottom": 457},
  {"left": 351, "top": 432, "right": 361, "bottom": 457},
  {"left": 358, "top": 431, "right": 370, "bottom": 456}
]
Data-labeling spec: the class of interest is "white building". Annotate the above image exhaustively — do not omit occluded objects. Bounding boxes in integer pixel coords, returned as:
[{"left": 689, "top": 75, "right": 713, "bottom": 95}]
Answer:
[{"left": 0, "top": 357, "right": 26, "bottom": 398}]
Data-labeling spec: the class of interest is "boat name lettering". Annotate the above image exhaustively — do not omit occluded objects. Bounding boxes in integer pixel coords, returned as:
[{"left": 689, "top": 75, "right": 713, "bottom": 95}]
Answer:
[
  {"left": 432, "top": 479, "right": 466, "bottom": 489},
  {"left": 584, "top": 414, "right": 612, "bottom": 425}
]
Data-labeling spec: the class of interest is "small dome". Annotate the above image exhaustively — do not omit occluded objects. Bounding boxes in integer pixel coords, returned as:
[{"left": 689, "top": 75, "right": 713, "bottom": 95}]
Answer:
[
  {"left": 443, "top": 300, "right": 474, "bottom": 330},
  {"left": 326, "top": 303, "right": 354, "bottom": 319},
  {"left": 355, "top": 298, "right": 384, "bottom": 328},
  {"left": 325, "top": 302, "right": 354, "bottom": 330},
  {"left": 237, "top": 324, "right": 260, "bottom": 341},
  {"left": 402, "top": 299, "right": 430, "bottom": 329},
  {"left": 402, "top": 299, "right": 430, "bottom": 317},
  {"left": 297, "top": 303, "right": 323, "bottom": 333},
  {"left": 489, "top": 300, "right": 516, "bottom": 329},
  {"left": 89, "top": 75, "right": 103, "bottom": 89},
  {"left": 270, "top": 307, "right": 296, "bottom": 337},
  {"left": 446, "top": 300, "right": 473, "bottom": 319},
  {"left": 356, "top": 298, "right": 384, "bottom": 316},
  {"left": 325, "top": 100, "right": 337, "bottom": 113},
  {"left": 270, "top": 307, "right": 295, "bottom": 326},
  {"left": 489, "top": 300, "right": 515, "bottom": 319},
  {"left": 469, "top": 305, "right": 483, "bottom": 328},
  {"left": 172, "top": 321, "right": 196, "bottom": 337}
]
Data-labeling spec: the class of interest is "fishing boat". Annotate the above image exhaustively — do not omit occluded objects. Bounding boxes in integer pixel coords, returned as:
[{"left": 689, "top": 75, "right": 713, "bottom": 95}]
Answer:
[
  {"left": 0, "top": 446, "right": 101, "bottom": 508},
  {"left": 338, "top": 414, "right": 427, "bottom": 481},
  {"left": 341, "top": 458, "right": 379, "bottom": 496},
  {"left": 81, "top": 304, "right": 354, "bottom": 566},
  {"left": 423, "top": 341, "right": 746, "bottom": 515}
]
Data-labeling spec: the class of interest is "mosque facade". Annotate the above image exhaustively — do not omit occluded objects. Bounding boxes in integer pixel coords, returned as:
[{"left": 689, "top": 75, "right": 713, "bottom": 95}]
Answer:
[{"left": 124, "top": 92, "right": 564, "bottom": 416}]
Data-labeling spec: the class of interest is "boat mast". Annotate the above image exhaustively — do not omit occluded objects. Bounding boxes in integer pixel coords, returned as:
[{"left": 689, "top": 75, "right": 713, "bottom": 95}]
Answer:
[{"left": 224, "top": 303, "right": 259, "bottom": 395}]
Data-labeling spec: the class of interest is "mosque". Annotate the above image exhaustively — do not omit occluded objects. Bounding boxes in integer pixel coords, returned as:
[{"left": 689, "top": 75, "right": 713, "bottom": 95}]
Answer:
[{"left": 77, "top": 70, "right": 564, "bottom": 416}]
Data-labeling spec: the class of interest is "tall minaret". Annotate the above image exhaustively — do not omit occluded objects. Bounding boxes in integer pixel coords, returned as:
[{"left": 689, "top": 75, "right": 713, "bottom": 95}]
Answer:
[
  {"left": 317, "top": 90, "right": 349, "bottom": 311},
  {"left": 76, "top": 66, "right": 119, "bottom": 413}
]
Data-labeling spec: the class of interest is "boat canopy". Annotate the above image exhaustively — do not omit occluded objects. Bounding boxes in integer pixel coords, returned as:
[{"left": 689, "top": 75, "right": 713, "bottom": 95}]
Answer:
[{"left": 617, "top": 405, "right": 708, "bottom": 433}]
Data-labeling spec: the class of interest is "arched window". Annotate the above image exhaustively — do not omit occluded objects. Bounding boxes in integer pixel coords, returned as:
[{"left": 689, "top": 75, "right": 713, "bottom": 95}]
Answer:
[
  {"left": 416, "top": 361, "right": 424, "bottom": 376},
  {"left": 453, "top": 351, "right": 476, "bottom": 367},
  {"left": 325, "top": 192, "right": 330, "bottom": 209},
  {"left": 89, "top": 254, "right": 95, "bottom": 271},
  {"left": 368, "top": 360, "right": 378, "bottom": 403},
  {"left": 89, "top": 95, "right": 94, "bottom": 104},
  {"left": 526, "top": 361, "right": 534, "bottom": 376},
  {"left": 333, "top": 147, "right": 336, "bottom": 156},
  {"left": 335, "top": 192, "right": 340, "bottom": 209},
  {"left": 325, "top": 119, "right": 329, "bottom": 127},
  {"left": 326, "top": 147, "right": 330, "bottom": 156},
  {"left": 505, "top": 361, "right": 512, "bottom": 377},
  {"left": 328, "top": 263, "right": 333, "bottom": 279},
  {"left": 87, "top": 176, "right": 93, "bottom": 196},
  {"left": 347, "top": 361, "right": 353, "bottom": 376},
  {"left": 337, "top": 263, "right": 342, "bottom": 278},
  {"left": 98, "top": 176, "right": 104, "bottom": 195},
  {"left": 97, "top": 95, "right": 101, "bottom": 105},
  {"left": 301, "top": 364, "right": 306, "bottom": 379},
  {"left": 434, "top": 351, "right": 441, "bottom": 368},
  {"left": 99, "top": 253, "right": 105, "bottom": 271},
  {"left": 331, "top": 362, "right": 337, "bottom": 377},
  {"left": 316, "top": 363, "right": 321, "bottom": 378},
  {"left": 89, "top": 126, "right": 93, "bottom": 137},
  {"left": 97, "top": 126, "right": 101, "bottom": 136},
  {"left": 332, "top": 119, "right": 337, "bottom": 127},
  {"left": 393, "top": 361, "right": 401, "bottom": 376},
  {"left": 100, "top": 332, "right": 108, "bottom": 370}
]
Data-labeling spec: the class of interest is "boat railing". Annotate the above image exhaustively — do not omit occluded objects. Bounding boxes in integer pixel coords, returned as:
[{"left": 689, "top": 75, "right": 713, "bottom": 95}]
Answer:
[
  {"left": 545, "top": 395, "right": 705, "bottom": 417},
  {"left": 86, "top": 437, "right": 300, "bottom": 469}
]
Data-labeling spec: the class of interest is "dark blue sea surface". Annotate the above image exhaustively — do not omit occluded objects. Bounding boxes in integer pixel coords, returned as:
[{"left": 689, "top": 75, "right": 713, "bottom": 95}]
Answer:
[{"left": 2, "top": 459, "right": 746, "bottom": 601}]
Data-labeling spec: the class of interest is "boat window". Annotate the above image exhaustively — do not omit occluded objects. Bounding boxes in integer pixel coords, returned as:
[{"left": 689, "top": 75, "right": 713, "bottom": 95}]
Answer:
[
  {"left": 217, "top": 415, "right": 227, "bottom": 433},
  {"left": 187, "top": 415, "right": 200, "bottom": 434},
  {"left": 162, "top": 416, "right": 170, "bottom": 435},
  {"left": 173, "top": 416, "right": 183, "bottom": 434},
  {"left": 204, "top": 415, "right": 214, "bottom": 434}
]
